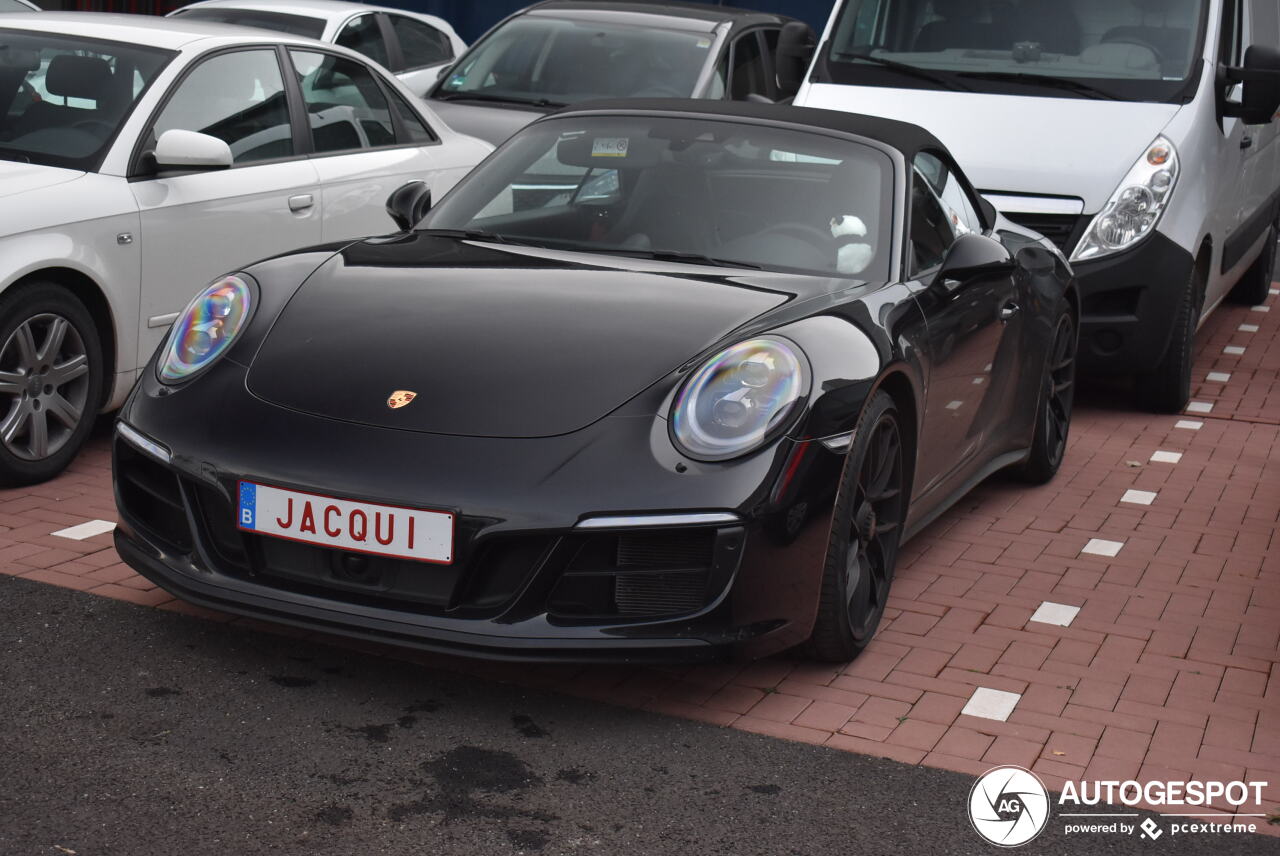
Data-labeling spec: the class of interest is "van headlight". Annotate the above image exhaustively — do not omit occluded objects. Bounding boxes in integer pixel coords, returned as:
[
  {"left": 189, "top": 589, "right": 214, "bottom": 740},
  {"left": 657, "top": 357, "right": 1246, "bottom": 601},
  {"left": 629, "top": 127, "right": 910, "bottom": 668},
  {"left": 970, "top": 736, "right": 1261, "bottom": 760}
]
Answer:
[
  {"left": 158, "top": 274, "right": 255, "bottom": 383},
  {"left": 670, "top": 336, "right": 808, "bottom": 461},
  {"left": 1071, "top": 136, "right": 1178, "bottom": 263}
]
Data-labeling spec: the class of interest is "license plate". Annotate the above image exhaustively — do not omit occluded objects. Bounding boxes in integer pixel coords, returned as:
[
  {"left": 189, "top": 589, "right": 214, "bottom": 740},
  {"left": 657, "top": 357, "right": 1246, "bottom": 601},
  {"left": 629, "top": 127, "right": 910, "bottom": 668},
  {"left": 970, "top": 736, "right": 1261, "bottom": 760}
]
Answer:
[{"left": 237, "top": 481, "right": 453, "bottom": 564}]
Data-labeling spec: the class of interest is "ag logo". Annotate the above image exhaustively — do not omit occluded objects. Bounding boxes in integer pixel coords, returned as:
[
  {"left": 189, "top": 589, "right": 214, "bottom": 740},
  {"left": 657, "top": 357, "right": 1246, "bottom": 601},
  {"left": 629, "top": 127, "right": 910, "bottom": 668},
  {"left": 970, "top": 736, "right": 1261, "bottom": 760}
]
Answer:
[
  {"left": 969, "top": 765, "right": 1050, "bottom": 847},
  {"left": 387, "top": 390, "right": 417, "bottom": 410}
]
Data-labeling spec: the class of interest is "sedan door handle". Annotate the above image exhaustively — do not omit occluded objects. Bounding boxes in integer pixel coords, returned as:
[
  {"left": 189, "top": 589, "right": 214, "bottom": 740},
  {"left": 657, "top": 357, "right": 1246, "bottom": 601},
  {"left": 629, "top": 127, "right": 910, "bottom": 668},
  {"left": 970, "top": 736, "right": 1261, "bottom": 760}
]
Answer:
[
  {"left": 999, "top": 302, "right": 1020, "bottom": 322},
  {"left": 1241, "top": 135, "right": 1254, "bottom": 150},
  {"left": 288, "top": 194, "right": 314, "bottom": 212}
]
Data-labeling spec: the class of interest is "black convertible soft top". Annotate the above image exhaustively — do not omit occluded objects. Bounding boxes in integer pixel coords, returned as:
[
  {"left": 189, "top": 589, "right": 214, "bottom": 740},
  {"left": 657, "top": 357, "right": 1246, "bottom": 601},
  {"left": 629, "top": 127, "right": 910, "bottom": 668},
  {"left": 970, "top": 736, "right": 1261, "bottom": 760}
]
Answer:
[{"left": 546, "top": 98, "right": 952, "bottom": 161}]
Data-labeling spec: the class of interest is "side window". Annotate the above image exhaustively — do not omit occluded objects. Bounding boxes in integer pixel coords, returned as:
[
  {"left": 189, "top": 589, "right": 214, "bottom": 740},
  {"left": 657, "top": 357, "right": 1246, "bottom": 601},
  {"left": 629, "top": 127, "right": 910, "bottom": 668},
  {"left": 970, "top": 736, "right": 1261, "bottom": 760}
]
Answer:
[
  {"left": 386, "top": 87, "right": 436, "bottom": 144},
  {"left": 290, "top": 50, "right": 395, "bottom": 153},
  {"left": 909, "top": 166, "right": 957, "bottom": 275},
  {"left": 916, "top": 151, "right": 983, "bottom": 235},
  {"left": 390, "top": 15, "right": 454, "bottom": 70},
  {"left": 729, "top": 32, "right": 769, "bottom": 100},
  {"left": 335, "top": 14, "right": 390, "bottom": 68},
  {"left": 151, "top": 49, "right": 292, "bottom": 165}
]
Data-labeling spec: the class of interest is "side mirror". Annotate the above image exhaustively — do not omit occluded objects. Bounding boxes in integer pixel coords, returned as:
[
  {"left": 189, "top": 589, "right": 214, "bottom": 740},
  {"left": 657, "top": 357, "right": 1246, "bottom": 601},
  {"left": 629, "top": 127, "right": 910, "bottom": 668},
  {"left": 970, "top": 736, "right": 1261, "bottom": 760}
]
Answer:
[
  {"left": 153, "top": 129, "right": 232, "bottom": 170},
  {"left": 775, "top": 21, "right": 817, "bottom": 99},
  {"left": 934, "top": 233, "right": 1014, "bottom": 291},
  {"left": 386, "top": 180, "right": 432, "bottom": 232},
  {"left": 1224, "top": 45, "right": 1280, "bottom": 125}
]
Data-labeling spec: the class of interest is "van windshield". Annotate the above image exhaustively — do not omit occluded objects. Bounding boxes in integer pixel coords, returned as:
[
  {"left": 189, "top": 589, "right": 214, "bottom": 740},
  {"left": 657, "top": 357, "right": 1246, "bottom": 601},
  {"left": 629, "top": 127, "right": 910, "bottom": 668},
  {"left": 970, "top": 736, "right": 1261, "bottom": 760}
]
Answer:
[{"left": 820, "top": 0, "right": 1207, "bottom": 102}]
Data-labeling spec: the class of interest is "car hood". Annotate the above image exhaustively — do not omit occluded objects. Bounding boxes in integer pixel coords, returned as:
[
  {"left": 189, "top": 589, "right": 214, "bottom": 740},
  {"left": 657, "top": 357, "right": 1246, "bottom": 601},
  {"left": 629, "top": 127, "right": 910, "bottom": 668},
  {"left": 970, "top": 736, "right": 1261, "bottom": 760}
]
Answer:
[
  {"left": 0, "top": 160, "right": 84, "bottom": 201},
  {"left": 246, "top": 234, "right": 791, "bottom": 438},
  {"left": 800, "top": 84, "right": 1180, "bottom": 213},
  {"left": 426, "top": 98, "right": 548, "bottom": 146}
]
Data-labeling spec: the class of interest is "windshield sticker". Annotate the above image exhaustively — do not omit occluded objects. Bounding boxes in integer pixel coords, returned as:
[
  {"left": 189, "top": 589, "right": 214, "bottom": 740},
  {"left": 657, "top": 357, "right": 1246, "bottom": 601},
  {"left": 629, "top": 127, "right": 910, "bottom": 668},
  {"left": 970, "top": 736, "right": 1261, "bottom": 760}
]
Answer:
[
  {"left": 696, "top": 38, "right": 711, "bottom": 49},
  {"left": 592, "top": 138, "right": 630, "bottom": 158}
]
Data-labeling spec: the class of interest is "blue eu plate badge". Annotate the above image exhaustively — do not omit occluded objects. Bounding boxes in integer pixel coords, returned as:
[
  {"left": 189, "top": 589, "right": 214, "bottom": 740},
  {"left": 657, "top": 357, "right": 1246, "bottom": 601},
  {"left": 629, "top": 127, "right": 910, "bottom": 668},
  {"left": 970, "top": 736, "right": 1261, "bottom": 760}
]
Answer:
[{"left": 239, "top": 482, "right": 257, "bottom": 529}]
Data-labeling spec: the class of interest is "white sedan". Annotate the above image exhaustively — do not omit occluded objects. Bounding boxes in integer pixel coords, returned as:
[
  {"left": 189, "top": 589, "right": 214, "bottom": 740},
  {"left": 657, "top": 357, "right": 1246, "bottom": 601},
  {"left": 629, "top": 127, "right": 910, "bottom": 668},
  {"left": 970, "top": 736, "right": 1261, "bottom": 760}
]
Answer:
[
  {"left": 169, "top": 0, "right": 465, "bottom": 96},
  {"left": 0, "top": 13, "right": 491, "bottom": 484}
]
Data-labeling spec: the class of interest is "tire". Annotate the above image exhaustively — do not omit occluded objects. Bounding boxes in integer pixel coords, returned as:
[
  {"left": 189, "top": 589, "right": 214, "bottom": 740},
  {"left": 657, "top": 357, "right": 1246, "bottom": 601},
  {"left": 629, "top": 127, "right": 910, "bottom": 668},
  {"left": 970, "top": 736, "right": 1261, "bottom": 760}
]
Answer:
[
  {"left": 807, "top": 390, "right": 907, "bottom": 663},
  {"left": 1017, "top": 310, "right": 1077, "bottom": 484},
  {"left": 0, "top": 283, "right": 104, "bottom": 486},
  {"left": 1136, "top": 266, "right": 1202, "bottom": 413},
  {"left": 1229, "top": 219, "right": 1277, "bottom": 306}
]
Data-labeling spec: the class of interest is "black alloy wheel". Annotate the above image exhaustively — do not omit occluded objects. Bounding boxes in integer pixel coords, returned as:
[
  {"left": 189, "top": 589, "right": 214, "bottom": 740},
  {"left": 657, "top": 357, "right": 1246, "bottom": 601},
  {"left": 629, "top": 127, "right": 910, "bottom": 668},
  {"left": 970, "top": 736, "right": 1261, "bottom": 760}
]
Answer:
[
  {"left": 808, "top": 390, "right": 907, "bottom": 662},
  {"left": 0, "top": 284, "right": 103, "bottom": 486},
  {"left": 1018, "top": 311, "right": 1077, "bottom": 484}
]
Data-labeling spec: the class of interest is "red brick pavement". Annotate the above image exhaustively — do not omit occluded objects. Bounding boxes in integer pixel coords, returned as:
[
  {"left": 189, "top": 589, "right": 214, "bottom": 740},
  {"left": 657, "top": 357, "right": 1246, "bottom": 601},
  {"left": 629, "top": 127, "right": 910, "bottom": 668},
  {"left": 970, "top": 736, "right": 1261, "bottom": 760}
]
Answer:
[{"left": 3, "top": 286, "right": 1279, "bottom": 828}]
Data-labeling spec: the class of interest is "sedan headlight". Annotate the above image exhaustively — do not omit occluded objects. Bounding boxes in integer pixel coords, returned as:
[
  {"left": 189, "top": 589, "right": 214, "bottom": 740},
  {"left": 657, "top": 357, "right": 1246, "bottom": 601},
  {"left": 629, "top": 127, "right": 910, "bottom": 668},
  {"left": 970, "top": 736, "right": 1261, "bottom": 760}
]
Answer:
[
  {"left": 1071, "top": 136, "right": 1179, "bottom": 263},
  {"left": 670, "top": 336, "right": 808, "bottom": 461},
  {"left": 158, "top": 274, "right": 255, "bottom": 383}
]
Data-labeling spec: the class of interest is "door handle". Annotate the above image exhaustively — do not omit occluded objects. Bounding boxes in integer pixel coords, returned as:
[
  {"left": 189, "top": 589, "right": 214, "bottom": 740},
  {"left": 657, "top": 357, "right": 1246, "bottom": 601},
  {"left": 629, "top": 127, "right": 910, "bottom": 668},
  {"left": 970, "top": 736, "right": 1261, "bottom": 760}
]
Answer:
[
  {"left": 1241, "top": 135, "right": 1254, "bottom": 150},
  {"left": 288, "top": 194, "right": 314, "bottom": 212},
  {"left": 999, "top": 302, "right": 1020, "bottom": 322}
]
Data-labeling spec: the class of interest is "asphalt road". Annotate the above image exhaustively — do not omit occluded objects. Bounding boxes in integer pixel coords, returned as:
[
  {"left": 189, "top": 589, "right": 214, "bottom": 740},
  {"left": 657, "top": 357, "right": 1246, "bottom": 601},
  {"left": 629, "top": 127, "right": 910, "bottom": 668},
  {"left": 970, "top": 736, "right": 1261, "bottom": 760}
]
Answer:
[{"left": 1, "top": 575, "right": 1275, "bottom": 856}]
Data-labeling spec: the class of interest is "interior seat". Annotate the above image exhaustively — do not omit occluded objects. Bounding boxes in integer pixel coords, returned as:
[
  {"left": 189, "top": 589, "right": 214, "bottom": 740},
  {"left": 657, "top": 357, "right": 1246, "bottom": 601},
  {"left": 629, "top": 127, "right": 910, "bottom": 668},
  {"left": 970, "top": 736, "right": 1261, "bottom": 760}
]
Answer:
[
  {"left": 605, "top": 164, "right": 718, "bottom": 254},
  {"left": 914, "top": 0, "right": 1015, "bottom": 52},
  {"left": 1101, "top": 0, "right": 1196, "bottom": 75},
  {"left": 1013, "top": 0, "right": 1082, "bottom": 55},
  {"left": 8, "top": 54, "right": 112, "bottom": 138}
]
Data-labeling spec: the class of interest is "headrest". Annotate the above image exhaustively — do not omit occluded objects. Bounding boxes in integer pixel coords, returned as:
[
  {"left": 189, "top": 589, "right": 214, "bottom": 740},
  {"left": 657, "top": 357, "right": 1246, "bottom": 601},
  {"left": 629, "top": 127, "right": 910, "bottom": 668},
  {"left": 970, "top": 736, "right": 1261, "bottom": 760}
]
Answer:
[
  {"left": 932, "top": 0, "right": 982, "bottom": 20},
  {"left": 0, "top": 46, "right": 40, "bottom": 74},
  {"left": 556, "top": 133, "right": 662, "bottom": 169},
  {"left": 46, "top": 54, "right": 112, "bottom": 101}
]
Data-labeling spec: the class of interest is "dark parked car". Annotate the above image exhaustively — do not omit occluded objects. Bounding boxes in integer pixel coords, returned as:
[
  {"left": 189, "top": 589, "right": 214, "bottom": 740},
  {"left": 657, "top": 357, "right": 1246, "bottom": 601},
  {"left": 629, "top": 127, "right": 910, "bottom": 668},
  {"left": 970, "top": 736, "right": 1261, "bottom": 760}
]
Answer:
[
  {"left": 425, "top": 1, "right": 811, "bottom": 145},
  {"left": 113, "top": 100, "right": 1078, "bottom": 663}
]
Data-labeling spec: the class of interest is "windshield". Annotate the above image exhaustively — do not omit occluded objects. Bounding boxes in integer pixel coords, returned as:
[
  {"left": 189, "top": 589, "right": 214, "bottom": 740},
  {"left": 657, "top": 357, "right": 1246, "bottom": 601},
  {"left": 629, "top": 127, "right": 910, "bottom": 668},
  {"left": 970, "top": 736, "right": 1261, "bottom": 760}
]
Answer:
[
  {"left": 422, "top": 115, "right": 893, "bottom": 280},
  {"left": 173, "top": 8, "right": 326, "bottom": 40},
  {"left": 0, "top": 31, "right": 172, "bottom": 170},
  {"left": 821, "top": 0, "right": 1207, "bottom": 102},
  {"left": 433, "top": 15, "right": 716, "bottom": 107},
  {"left": 0, "top": 0, "right": 37, "bottom": 12}
]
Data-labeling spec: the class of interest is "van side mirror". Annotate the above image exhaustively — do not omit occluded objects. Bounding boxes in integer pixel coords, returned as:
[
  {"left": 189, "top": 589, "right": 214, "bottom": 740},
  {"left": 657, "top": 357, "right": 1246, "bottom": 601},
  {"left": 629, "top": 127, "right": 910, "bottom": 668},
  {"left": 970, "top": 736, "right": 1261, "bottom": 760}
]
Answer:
[
  {"left": 153, "top": 129, "right": 232, "bottom": 170},
  {"left": 933, "top": 233, "right": 1014, "bottom": 291},
  {"left": 775, "top": 21, "right": 817, "bottom": 99},
  {"left": 386, "top": 180, "right": 432, "bottom": 232},
  {"left": 1224, "top": 45, "right": 1280, "bottom": 125}
]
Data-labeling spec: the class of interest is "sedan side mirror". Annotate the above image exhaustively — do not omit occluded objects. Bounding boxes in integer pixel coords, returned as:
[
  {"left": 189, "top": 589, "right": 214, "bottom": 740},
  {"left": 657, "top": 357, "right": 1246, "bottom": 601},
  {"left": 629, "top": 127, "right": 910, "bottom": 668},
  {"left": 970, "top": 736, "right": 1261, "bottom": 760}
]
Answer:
[
  {"left": 386, "top": 180, "right": 432, "bottom": 232},
  {"left": 775, "top": 21, "right": 818, "bottom": 99},
  {"left": 934, "top": 233, "right": 1014, "bottom": 291},
  {"left": 1223, "top": 45, "right": 1280, "bottom": 125},
  {"left": 153, "top": 129, "right": 232, "bottom": 170}
]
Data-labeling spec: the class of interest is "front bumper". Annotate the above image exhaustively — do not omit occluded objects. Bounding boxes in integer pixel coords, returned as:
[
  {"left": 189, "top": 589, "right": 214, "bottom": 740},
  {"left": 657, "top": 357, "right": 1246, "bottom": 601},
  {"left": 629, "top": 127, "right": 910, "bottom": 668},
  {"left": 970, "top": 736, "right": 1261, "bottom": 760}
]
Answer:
[
  {"left": 1070, "top": 232, "right": 1195, "bottom": 375},
  {"left": 112, "top": 363, "right": 843, "bottom": 663}
]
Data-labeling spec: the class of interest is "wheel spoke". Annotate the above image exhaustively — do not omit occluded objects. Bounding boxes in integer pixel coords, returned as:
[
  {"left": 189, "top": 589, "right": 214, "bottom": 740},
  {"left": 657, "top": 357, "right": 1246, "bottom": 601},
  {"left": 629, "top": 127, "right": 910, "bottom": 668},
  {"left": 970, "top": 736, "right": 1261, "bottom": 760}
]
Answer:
[
  {"left": 866, "top": 485, "right": 901, "bottom": 503},
  {"left": 0, "top": 370, "right": 24, "bottom": 396},
  {"left": 49, "top": 354, "right": 88, "bottom": 387},
  {"left": 46, "top": 393, "right": 81, "bottom": 429},
  {"left": 12, "top": 323, "right": 38, "bottom": 369},
  {"left": 37, "top": 317, "right": 69, "bottom": 363},
  {"left": 0, "top": 405, "right": 27, "bottom": 445},
  {"left": 28, "top": 409, "right": 48, "bottom": 458}
]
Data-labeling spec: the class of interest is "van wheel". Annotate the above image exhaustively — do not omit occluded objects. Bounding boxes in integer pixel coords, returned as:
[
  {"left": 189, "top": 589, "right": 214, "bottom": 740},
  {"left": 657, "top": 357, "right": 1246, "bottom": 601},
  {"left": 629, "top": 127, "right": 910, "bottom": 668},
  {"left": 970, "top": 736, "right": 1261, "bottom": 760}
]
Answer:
[
  {"left": 1229, "top": 218, "right": 1277, "bottom": 305},
  {"left": 0, "top": 283, "right": 104, "bottom": 486},
  {"left": 1136, "top": 267, "right": 1201, "bottom": 413}
]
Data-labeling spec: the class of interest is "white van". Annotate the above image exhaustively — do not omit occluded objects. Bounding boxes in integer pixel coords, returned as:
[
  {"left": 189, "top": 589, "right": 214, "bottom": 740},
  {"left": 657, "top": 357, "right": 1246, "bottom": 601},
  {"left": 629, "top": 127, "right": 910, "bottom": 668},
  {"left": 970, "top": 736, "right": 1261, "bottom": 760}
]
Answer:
[{"left": 785, "top": 0, "right": 1280, "bottom": 411}]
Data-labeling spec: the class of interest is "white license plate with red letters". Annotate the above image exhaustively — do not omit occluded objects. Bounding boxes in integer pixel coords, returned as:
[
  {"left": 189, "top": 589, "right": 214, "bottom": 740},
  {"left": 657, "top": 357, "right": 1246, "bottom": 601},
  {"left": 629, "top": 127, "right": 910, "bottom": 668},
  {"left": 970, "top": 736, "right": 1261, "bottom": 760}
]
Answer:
[{"left": 237, "top": 481, "right": 453, "bottom": 564}]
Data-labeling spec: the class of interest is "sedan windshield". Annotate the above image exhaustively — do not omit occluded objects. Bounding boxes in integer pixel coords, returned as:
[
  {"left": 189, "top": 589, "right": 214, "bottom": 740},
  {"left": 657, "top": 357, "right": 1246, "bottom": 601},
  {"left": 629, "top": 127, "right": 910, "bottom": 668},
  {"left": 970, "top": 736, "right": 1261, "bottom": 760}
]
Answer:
[
  {"left": 422, "top": 115, "right": 893, "bottom": 280},
  {"left": 0, "top": 31, "right": 172, "bottom": 170},
  {"left": 822, "top": 0, "right": 1207, "bottom": 102},
  {"left": 0, "top": 0, "right": 38, "bottom": 11},
  {"left": 172, "top": 8, "right": 327, "bottom": 40},
  {"left": 433, "top": 15, "right": 716, "bottom": 107}
]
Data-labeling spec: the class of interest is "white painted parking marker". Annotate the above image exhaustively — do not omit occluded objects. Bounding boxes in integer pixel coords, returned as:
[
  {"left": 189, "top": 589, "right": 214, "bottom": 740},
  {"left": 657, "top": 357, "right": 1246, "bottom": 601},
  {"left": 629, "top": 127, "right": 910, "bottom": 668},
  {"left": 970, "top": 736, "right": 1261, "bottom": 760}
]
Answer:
[
  {"left": 1081, "top": 538, "right": 1125, "bottom": 557},
  {"left": 1150, "top": 450, "right": 1182, "bottom": 464},
  {"left": 1030, "top": 601, "right": 1081, "bottom": 627},
  {"left": 1251, "top": 305, "right": 1270, "bottom": 312},
  {"left": 962, "top": 687, "right": 1021, "bottom": 722},
  {"left": 972, "top": 377, "right": 984, "bottom": 385},
  {"left": 1224, "top": 345, "right": 1247, "bottom": 355},
  {"left": 1121, "top": 489, "right": 1158, "bottom": 505},
  {"left": 1186, "top": 401, "right": 1213, "bottom": 414},
  {"left": 52, "top": 520, "right": 116, "bottom": 540},
  {"left": 1271, "top": 288, "right": 1279, "bottom": 296},
  {"left": 946, "top": 400, "right": 964, "bottom": 410},
  {"left": 1206, "top": 372, "right": 1231, "bottom": 383},
  {"left": 1239, "top": 324, "right": 1259, "bottom": 333},
  {"left": 1174, "top": 420, "right": 1203, "bottom": 430}
]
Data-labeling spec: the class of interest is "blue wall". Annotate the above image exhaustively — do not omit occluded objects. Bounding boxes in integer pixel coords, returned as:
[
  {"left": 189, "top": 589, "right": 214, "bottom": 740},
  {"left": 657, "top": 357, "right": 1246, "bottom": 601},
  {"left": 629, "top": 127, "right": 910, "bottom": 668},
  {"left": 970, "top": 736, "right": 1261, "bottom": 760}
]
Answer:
[{"left": 373, "top": 0, "right": 834, "bottom": 44}]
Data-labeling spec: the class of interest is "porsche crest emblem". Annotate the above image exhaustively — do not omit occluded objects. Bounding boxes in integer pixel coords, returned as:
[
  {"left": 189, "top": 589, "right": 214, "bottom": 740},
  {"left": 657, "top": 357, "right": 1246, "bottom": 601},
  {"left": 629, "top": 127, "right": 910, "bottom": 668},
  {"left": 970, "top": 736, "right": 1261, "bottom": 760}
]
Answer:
[{"left": 387, "top": 390, "right": 417, "bottom": 409}]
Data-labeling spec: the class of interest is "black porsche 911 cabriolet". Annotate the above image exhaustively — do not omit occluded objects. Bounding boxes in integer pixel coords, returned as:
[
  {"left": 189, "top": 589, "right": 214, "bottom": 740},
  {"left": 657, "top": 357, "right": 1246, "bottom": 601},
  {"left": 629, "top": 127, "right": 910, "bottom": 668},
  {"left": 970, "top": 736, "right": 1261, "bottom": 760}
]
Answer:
[{"left": 113, "top": 100, "right": 1078, "bottom": 663}]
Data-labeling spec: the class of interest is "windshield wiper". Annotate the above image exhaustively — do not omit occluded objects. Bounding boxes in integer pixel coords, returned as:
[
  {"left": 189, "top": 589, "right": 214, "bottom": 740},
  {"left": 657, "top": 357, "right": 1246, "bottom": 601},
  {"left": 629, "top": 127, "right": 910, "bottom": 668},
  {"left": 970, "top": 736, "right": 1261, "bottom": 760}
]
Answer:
[
  {"left": 954, "top": 71, "right": 1119, "bottom": 100},
  {"left": 419, "top": 228, "right": 513, "bottom": 244},
  {"left": 610, "top": 249, "right": 764, "bottom": 270},
  {"left": 836, "top": 52, "right": 970, "bottom": 91},
  {"left": 434, "top": 91, "right": 563, "bottom": 108}
]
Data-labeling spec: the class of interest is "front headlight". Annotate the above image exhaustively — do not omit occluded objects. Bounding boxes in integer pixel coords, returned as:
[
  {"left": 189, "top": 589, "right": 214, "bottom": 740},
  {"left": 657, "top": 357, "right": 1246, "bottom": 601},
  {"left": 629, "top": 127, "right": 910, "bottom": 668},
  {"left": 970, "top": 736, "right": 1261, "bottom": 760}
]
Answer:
[
  {"left": 158, "top": 274, "right": 255, "bottom": 384},
  {"left": 1071, "top": 136, "right": 1179, "bottom": 263},
  {"left": 670, "top": 336, "right": 809, "bottom": 461}
]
